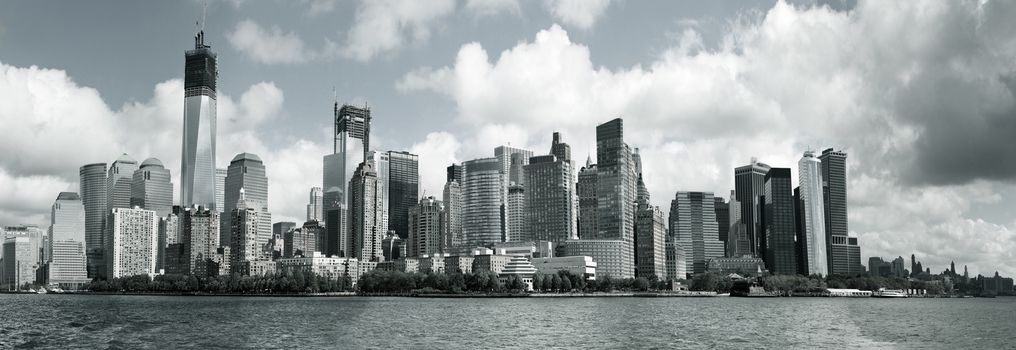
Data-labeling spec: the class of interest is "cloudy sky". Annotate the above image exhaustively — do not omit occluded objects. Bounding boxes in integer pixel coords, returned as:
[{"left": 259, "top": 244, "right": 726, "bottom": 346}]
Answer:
[{"left": 1, "top": 0, "right": 1014, "bottom": 277}]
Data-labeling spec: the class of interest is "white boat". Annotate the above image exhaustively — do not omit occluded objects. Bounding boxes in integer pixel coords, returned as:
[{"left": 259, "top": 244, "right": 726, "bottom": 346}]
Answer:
[{"left": 872, "top": 288, "right": 907, "bottom": 298}]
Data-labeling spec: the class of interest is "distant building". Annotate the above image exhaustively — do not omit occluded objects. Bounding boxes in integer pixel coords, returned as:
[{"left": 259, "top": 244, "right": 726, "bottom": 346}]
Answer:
[
  {"left": 499, "top": 256, "right": 537, "bottom": 290},
  {"left": 713, "top": 197, "right": 729, "bottom": 256},
  {"left": 590, "top": 118, "right": 636, "bottom": 279},
  {"left": 576, "top": 159, "right": 598, "bottom": 239},
  {"left": 381, "top": 232, "right": 404, "bottom": 261},
  {"left": 181, "top": 206, "right": 220, "bottom": 277},
  {"left": 472, "top": 254, "right": 511, "bottom": 274},
  {"left": 79, "top": 163, "right": 107, "bottom": 279},
  {"left": 444, "top": 255, "right": 474, "bottom": 274},
  {"left": 306, "top": 187, "right": 323, "bottom": 222},
  {"left": 130, "top": 158, "right": 173, "bottom": 218},
  {"left": 323, "top": 103, "right": 371, "bottom": 261},
  {"left": 277, "top": 252, "right": 360, "bottom": 286},
  {"left": 105, "top": 207, "right": 158, "bottom": 279},
  {"left": 230, "top": 191, "right": 272, "bottom": 275},
  {"left": 819, "top": 148, "right": 861, "bottom": 275},
  {"left": 442, "top": 164, "right": 464, "bottom": 250},
  {"left": 408, "top": 197, "right": 444, "bottom": 257},
  {"left": 419, "top": 254, "right": 447, "bottom": 273},
  {"left": 635, "top": 204, "right": 667, "bottom": 281},
  {"left": 531, "top": 256, "right": 596, "bottom": 280},
  {"left": 665, "top": 241, "right": 687, "bottom": 280},
  {"left": 222, "top": 153, "right": 268, "bottom": 246},
  {"left": 524, "top": 133, "right": 576, "bottom": 242},
  {"left": 348, "top": 161, "right": 385, "bottom": 262},
  {"left": 762, "top": 168, "right": 797, "bottom": 275},
  {"left": 506, "top": 183, "right": 526, "bottom": 242},
  {"left": 707, "top": 257, "right": 767, "bottom": 275},
  {"left": 733, "top": 158, "right": 770, "bottom": 257},
  {"left": 558, "top": 239, "right": 631, "bottom": 279},
  {"left": 284, "top": 226, "right": 317, "bottom": 258},
  {"left": 48, "top": 192, "right": 88, "bottom": 287},
  {"left": 180, "top": 27, "right": 219, "bottom": 212},
  {"left": 215, "top": 168, "right": 226, "bottom": 214},
  {"left": 2, "top": 236, "right": 41, "bottom": 289},
  {"left": 462, "top": 158, "right": 504, "bottom": 247},
  {"left": 386, "top": 151, "right": 419, "bottom": 240},
  {"left": 797, "top": 151, "right": 828, "bottom": 276},
  {"left": 669, "top": 191, "right": 724, "bottom": 275}
]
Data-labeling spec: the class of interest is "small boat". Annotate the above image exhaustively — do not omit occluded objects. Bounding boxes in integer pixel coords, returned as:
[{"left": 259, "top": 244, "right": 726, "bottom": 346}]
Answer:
[{"left": 872, "top": 288, "right": 907, "bottom": 298}]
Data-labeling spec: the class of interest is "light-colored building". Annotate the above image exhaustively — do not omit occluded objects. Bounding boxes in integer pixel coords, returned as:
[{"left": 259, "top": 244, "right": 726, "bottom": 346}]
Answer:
[
  {"left": 222, "top": 153, "right": 268, "bottom": 246},
  {"left": 277, "top": 252, "right": 361, "bottom": 286},
  {"left": 48, "top": 192, "right": 88, "bottom": 286},
  {"left": 348, "top": 161, "right": 385, "bottom": 262},
  {"left": 531, "top": 256, "right": 596, "bottom": 280},
  {"left": 2, "top": 236, "right": 41, "bottom": 289},
  {"left": 419, "top": 254, "right": 447, "bottom": 273},
  {"left": 506, "top": 183, "right": 526, "bottom": 242},
  {"left": 181, "top": 29, "right": 218, "bottom": 211},
  {"left": 377, "top": 258, "right": 420, "bottom": 273},
  {"left": 306, "top": 187, "right": 323, "bottom": 222},
  {"left": 665, "top": 241, "right": 687, "bottom": 280},
  {"left": 669, "top": 191, "right": 724, "bottom": 275},
  {"left": 442, "top": 168, "right": 463, "bottom": 251},
  {"left": 106, "top": 207, "right": 158, "bottom": 278},
  {"left": 706, "top": 257, "right": 767, "bottom": 275},
  {"left": 323, "top": 104, "right": 371, "bottom": 259},
  {"left": 215, "top": 168, "right": 226, "bottom": 213},
  {"left": 559, "top": 239, "right": 632, "bottom": 279},
  {"left": 409, "top": 197, "right": 444, "bottom": 257},
  {"left": 131, "top": 158, "right": 173, "bottom": 218},
  {"left": 230, "top": 190, "right": 271, "bottom": 275},
  {"left": 495, "top": 146, "right": 533, "bottom": 243},
  {"left": 499, "top": 255, "right": 537, "bottom": 290},
  {"left": 284, "top": 227, "right": 317, "bottom": 258},
  {"left": 463, "top": 158, "right": 504, "bottom": 247}
]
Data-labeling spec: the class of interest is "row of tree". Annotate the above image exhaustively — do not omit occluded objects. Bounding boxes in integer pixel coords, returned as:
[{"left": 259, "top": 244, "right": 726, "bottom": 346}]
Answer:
[{"left": 82, "top": 270, "right": 354, "bottom": 294}]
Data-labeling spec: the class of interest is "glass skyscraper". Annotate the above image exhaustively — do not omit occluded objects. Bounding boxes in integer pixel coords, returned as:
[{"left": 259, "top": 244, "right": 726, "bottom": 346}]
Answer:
[
  {"left": 669, "top": 191, "right": 724, "bottom": 275},
  {"left": 181, "top": 29, "right": 218, "bottom": 210},
  {"left": 524, "top": 133, "right": 576, "bottom": 242},
  {"left": 462, "top": 158, "right": 504, "bottom": 248},
  {"left": 222, "top": 153, "right": 268, "bottom": 245},
  {"left": 387, "top": 151, "right": 419, "bottom": 240},
  {"left": 734, "top": 158, "right": 771, "bottom": 257},
  {"left": 762, "top": 168, "right": 797, "bottom": 275},
  {"left": 48, "top": 192, "right": 88, "bottom": 286},
  {"left": 79, "top": 163, "right": 107, "bottom": 279},
  {"left": 131, "top": 158, "right": 173, "bottom": 218},
  {"left": 818, "top": 148, "right": 861, "bottom": 275},
  {"left": 797, "top": 151, "right": 828, "bottom": 276},
  {"left": 323, "top": 104, "right": 370, "bottom": 257}
]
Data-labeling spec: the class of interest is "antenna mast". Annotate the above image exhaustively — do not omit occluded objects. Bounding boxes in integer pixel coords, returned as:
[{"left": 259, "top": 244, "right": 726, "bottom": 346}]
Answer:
[{"left": 202, "top": 1, "right": 207, "bottom": 32}]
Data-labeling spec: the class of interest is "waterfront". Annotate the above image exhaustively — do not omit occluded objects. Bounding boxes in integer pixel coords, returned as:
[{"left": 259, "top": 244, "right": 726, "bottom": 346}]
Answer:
[{"left": 1, "top": 295, "right": 1013, "bottom": 349}]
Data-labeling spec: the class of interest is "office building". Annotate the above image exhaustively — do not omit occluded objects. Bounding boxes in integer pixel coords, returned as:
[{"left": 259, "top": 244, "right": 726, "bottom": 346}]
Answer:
[
  {"left": 524, "top": 133, "right": 576, "bottom": 242},
  {"left": 669, "top": 191, "right": 724, "bottom": 275},
  {"left": 181, "top": 28, "right": 219, "bottom": 210},
  {"left": 443, "top": 166, "right": 464, "bottom": 249},
  {"left": 277, "top": 252, "right": 361, "bottom": 286},
  {"left": 734, "top": 158, "right": 770, "bottom": 257},
  {"left": 181, "top": 206, "right": 220, "bottom": 277},
  {"left": 472, "top": 254, "right": 512, "bottom": 274},
  {"left": 348, "top": 162, "right": 385, "bottom": 262},
  {"left": 762, "top": 168, "right": 797, "bottom": 275},
  {"left": 506, "top": 184, "right": 526, "bottom": 242},
  {"left": 531, "top": 256, "right": 596, "bottom": 280},
  {"left": 409, "top": 197, "right": 444, "bottom": 258},
  {"left": 576, "top": 159, "right": 597, "bottom": 239},
  {"left": 284, "top": 226, "right": 317, "bottom": 258},
  {"left": 215, "top": 168, "right": 226, "bottom": 212},
  {"left": 495, "top": 145, "right": 533, "bottom": 243},
  {"left": 444, "top": 255, "right": 474, "bottom": 274},
  {"left": 48, "top": 192, "right": 87, "bottom": 286},
  {"left": 559, "top": 239, "right": 631, "bottom": 279},
  {"left": 105, "top": 207, "right": 158, "bottom": 279},
  {"left": 306, "top": 187, "right": 323, "bottom": 222},
  {"left": 381, "top": 232, "right": 403, "bottom": 261},
  {"left": 665, "top": 241, "right": 687, "bottom": 280},
  {"left": 462, "top": 158, "right": 504, "bottom": 247},
  {"left": 706, "top": 257, "right": 767, "bottom": 275},
  {"left": 819, "top": 148, "right": 861, "bottom": 274},
  {"left": 590, "top": 118, "right": 636, "bottom": 279},
  {"left": 387, "top": 151, "right": 419, "bottom": 240},
  {"left": 323, "top": 104, "right": 371, "bottom": 258},
  {"left": 79, "top": 163, "right": 107, "bottom": 279},
  {"left": 222, "top": 153, "right": 268, "bottom": 245},
  {"left": 635, "top": 205, "right": 667, "bottom": 280},
  {"left": 714, "top": 197, "right": 729, "bottom": 255},
  {"left": 230, "top": 191, "right": 271, "bottom": 275},
  {"left": 130, "top": 158, "right": 173, "bottom": 217},
  {"left": 2, "top": 236, "right": 40, "bottom": 289},
  {"left": 797, "top": 151, "right": 828, "bottom": 276}
]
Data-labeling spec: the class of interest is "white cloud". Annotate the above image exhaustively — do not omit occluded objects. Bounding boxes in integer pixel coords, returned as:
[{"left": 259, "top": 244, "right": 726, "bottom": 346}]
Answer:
[
  {"left": 342, "top": 0, "right": 457, "bottom": 62},
  {"left": 397, "top": 1, "right": 1016, "bottom": 276},
  {"left": 543, "top": 0, "right": 611, "bottom": 29},
  {"left": 226, "top": 19, "right": 316, "bottom": 64},
  {"left": 465, "top": 0, "right": 521, "bottom": 17},
  {"left": 409, "top": 132, "right": 462, "bottom": 198}
]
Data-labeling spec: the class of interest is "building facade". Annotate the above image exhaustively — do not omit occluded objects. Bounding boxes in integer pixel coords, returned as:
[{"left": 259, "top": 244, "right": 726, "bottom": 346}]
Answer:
[
  {"left": 734, "top": 159, "right": 770, "bottom": 258},
  {"left": 408, "top": 197, "right": 445, "bottom": 257},
  {"left": 443, "top": 165, "right": 464, "bottom": 250},
  {"left": 323, "top": 104, "right": 371, "bottom": 259},
  {"left": 576, "top": 160, "right": 598, "bottom": 239},
  {"left": 130, "top": 158, "right": 173, "bottom": 218},
  {"left": 524, "top": 141, "right": 577, "bottom": 243},
  {"left": 669, "top": 191, "right": 724, "bottom": 275},
  {"left": 181, "top": 207, "right": 220, "bottom": 277},
  {"left": 306, "top": 187, "right": 323, "bottom": 222},
  {"left": 819, "top": 149, "right": 861, "bottom": 275},
  {"left": 635, "top": 205, "right": 667, "bottom": 280},
  {"left": 387, "top": 151, "right": 419, "bottom": 240},
  {"left": 348, "top": 162, "right": 385, "bottom": 262},
  {"left": 590, "top": 118, "right": 636, "bottom": 279},
  {"left": 48, "top": 192, "right": 87, "bottom": 286},
  {"left": 106, "top": 208, "right": 158, "bottom": 279},
  {"left": 462, "top": 158, "right": 504, "bottom": 247},
  {"left": 762, "top": 168, "right": 797, "bottom": 275},
  {"left": 222, "top": 153, "right": 268, "bottom": 246},
  {"left": 79, "top": 163, "right": 107, "bottom": 279},
  {"left": 797, "top": 151, "right": 828, "bottom": 276}
]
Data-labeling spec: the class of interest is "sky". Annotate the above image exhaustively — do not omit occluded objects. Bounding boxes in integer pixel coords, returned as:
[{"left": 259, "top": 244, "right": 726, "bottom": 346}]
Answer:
[{"left": 1, "top": 0, "right": 1014, "bottom": 277}]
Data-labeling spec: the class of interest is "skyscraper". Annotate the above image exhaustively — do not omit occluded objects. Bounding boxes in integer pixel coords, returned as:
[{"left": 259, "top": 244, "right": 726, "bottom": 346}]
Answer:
[
  {"left": 713, "top": 197, "right": 729, "bottom": 255},
  {"left": 80, "top": 163, "right": 107, "bottom": 279},
  {"left": 181, "top": 28, "right": 218, "bottom": 210},
  {"left": 495, "top": 145, "right": 533, "bottom": 244},
  {"left": 576, "top": 158, "right": 598, "bottom": 239},
  {"left": 762, "top": 168, "right": 797, "bottom": 275},
  {"left": 443, "top": 164, "right": 464, "bottom": 250},
  {"left": 797, "top": 151, "right": 828, "bottom": 276},
  {"left": 2, "top": 236, "right": 40, "bottom": 289},
  {"left": 408, "top": 196, "right": 444, "bottom": 257},
  {"left": 230, "top": 190, "right": 271, "bottom": 275},
  {"left": 524, "top": 134, "right": 577, "bottom": 242},
  {"left": 130, "top": 158, "right": 173, "bottom": 217},
  {"left": 507, "top": 183, "right": 526, "bottom": 241},
  {"left": 323, "top": 104, "right": 371, "bottom": 258},
  {"left": 107, "top": 154, "right": 138, "bottom": 212},
  {"left": 635, "top": 204, "right": 667, "bottom": 281},
  {"left": 306, "top": 187, "right": 323, "bottom": 222},
  {"left": 181, "top": 206, "right": 219, "bottom": 277},
  {"left": 105, "top": 207, "right": 158, "bottom": 279},
  {"left": 734, "top": 158, "right": 771, "bottom": 257},
  {"left": 387, "top": 151, "right": 419, "bottom": 240},
  {"left": 669, "top": 191, "right": 724, "bottom": 275},
  {"left": 462, "top": 158, "right": 504, "bottom": 248},
  {"left": 368, "top": 151, "right": 391, "bottom": 237},
  {"left": 348, "top": 162, "right": 385, "bottom": 262},
  {"left": 222, "top": 153, "right": 269, "bottom": 245},
  {"left": 215, "top": 168, "right": 226, "bottom": 211},
  {"left": 819, "top": 148, "right": 861, "bottom": 275},
  {"left": 591, "top": 118, "right": 635, "bottom": 279},
  {"left": 48, "top": 192, "right": 87, "bottom": 286}
]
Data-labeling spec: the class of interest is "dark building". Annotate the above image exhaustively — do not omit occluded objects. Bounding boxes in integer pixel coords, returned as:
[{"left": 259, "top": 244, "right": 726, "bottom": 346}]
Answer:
[
  {"left": 713, "top": 196, "right": 729, "bottom": 255},
  {"left": 387, "top": 151, "right": 419, "bottom": 240},
  {"left": 447, "top": 164, "right": 464, "bottom": 184},
  {"left": 762, "top": 168, "right": 797, "bottom": 275},
  {"left": 577, "top": 159, "right": 598, "bottom": 239},
  {"left": 819, "top": 148, "right": 861, "bottom": 275},
  {"left": 734, "top": 159, "right": 770, "bottom": 258}
]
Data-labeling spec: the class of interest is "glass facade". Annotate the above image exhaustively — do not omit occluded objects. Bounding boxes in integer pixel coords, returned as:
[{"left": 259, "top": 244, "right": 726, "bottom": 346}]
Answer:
[
  {"left": 181, "top": 30, "right": 218, "bottom": 211},
  {"left": 763, "top": 168, "right": 797, "bottom": 275},
  {"left": 462, "top": 158, "right": 504, "bottom": 248}
]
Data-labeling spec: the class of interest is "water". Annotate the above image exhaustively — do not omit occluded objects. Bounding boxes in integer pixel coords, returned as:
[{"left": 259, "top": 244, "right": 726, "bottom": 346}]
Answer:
[{"left": 1, "top": 294, "right": 1013, "bottom": 349}]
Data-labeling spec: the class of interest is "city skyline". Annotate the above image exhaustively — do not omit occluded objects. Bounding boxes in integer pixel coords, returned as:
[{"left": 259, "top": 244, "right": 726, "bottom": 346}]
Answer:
[{"left": 1, "top": 1, "right": 1015, "bottom": 278}]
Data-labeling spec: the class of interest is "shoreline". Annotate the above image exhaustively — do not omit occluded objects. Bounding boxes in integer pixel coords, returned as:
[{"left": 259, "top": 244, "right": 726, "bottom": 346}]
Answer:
[{"left": 1, "top": 290, "right": 996, "bottom": 298}]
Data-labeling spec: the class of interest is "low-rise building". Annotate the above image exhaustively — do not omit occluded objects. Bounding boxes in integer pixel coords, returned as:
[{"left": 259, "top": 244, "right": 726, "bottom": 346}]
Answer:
[
  {"left": 277, "top": 252, "right": 360, "bottom": 286},
  {"left": 444, "top": 256, "right": 474, "bottom": 274},
  {"left": 499, "top": 256, "right": 537, "bottom": 290},
  {"left": 472, "top": 254, "right": 511, "bottom": 274},
  {"left": 530, "top": 256, "right": 596, "bottom": 280},
  {"left": 706, "top": 257, "right": 767, "bottom": 275},
  {"left": 419, "top": 254, "right": 447, "bottom": 274},
  {"left": 558, "top": 239, "right": 631, "bottom": 279}
]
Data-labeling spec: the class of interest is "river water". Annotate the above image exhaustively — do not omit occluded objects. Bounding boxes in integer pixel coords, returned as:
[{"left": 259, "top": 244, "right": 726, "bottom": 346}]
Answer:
[{"left": 0, "top": 294, "right": 1012, "bottom": 349}]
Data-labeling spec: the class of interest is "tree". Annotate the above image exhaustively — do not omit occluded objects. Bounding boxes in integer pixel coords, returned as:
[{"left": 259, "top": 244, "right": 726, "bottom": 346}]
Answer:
[
  {"left": 533, "top": 273, "right": 545, "bottom": 292},
  {"left": 560, "top": 276, "right": 572, "bottom": 292},
  {"left": 633, "top": 277, "right": 650, "bottom": 292}
]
